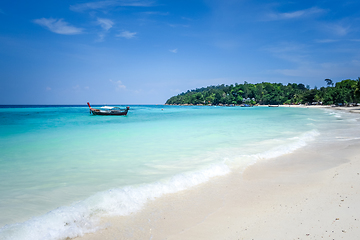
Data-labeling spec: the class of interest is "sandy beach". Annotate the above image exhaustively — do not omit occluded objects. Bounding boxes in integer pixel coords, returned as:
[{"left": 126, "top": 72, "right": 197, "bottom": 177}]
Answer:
[
  {"left": 279, "top": 104, "right": 360, "bottom": 114},
  {"left": 74, "top": 109, "right": 360, "bottom": 240}
]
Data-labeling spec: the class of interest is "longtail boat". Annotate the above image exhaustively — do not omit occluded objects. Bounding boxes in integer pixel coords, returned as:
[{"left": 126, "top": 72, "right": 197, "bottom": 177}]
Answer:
[{"left": 87, "top": 102, "right": 130, "bottom": 116}]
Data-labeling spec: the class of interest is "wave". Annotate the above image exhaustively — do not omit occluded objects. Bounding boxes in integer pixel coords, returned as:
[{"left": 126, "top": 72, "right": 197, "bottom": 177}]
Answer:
[
  {"left": 324, "top": 110, "right": 342, "bottom": 118},
  {"left": 253, "top": 130, "right": 319, "bottom": 160},
  {"left": 0, "top": 164, "right": 230, "bottom": 240},
  {"left": 0, "top": 130, "right": 320, "bottom": 240},
  {"left": 226, "top": 130, "right": 320, "bottom": 170}
]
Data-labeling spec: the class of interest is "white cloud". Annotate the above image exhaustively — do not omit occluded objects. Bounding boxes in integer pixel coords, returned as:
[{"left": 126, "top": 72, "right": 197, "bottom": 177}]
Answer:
[
  {"left": 181, "top": 17, "right": 193, "bottom": 21},
  {"left": 34, "top": 18, "right": 83, "bottom": 35},
  {"left": 326, "top": 24, "right": 350, "bottom": 36},
  {"left": 116, "top": 30, "right": 137, "bottom": 39},
  {"left": 70, "top": 0, "right": 153, "bottom": 12},
  {"left": 169, "top": 48, "right": 178, "bottom": 53},
  {"left": 97, "top": 18, "right": 114, "bottom": 31},
  {"left": 142, "top": 11, "right": 169, "bottom": 15},
  {"left": 315, "top": 39, "right": 339, "bottom": 43},
  {"left": 316, "top": 39, "right": 360, "bottom": 43},
  {"left": 266, "top": 7, "right": 325, "bottom": 21},
  {"left": 46, "top": 87, "right": 51, "bottom": 91},
  {"left": 96, "top": 33, "right": 105, "bottom": 42},
  {"left": 95, "top": 18, "right": 114, "bottom": 41},
  {"left": 213, "top": 40, "right": 239, "bottom": 50},
  {"left": 110, "top": 79, "right": 126, "bottom": 90}
]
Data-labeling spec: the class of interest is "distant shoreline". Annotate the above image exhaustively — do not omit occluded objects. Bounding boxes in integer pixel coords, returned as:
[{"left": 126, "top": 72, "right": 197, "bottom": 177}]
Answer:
[
  {"left": 164, "top": 103, "right": 360, "bottom": 113},
  {"left": 279, "top": 104, "right": 360, "bottom": 114}
]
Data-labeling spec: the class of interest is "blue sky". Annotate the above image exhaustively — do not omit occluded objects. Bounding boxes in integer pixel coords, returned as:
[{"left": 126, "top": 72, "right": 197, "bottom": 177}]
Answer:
[{"left": 0, "top": 0, "right": 359, "bottom": 104}]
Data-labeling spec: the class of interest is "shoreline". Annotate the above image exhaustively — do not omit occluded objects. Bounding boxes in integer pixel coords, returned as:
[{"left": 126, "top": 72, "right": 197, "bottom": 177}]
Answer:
[
  {"left": 279, "top": 104, "right": 360, "bottom": 114},
  {"left": 74, "top": 109, "right": 360, "bottom": 240},
  {"left": 165, "top": 103, "right": 360, "bottom": 114}
]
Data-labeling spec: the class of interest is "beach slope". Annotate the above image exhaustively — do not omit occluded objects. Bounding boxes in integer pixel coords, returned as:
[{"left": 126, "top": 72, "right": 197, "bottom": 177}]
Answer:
[{"left": 75, "top": 136, "right": 360, "bottom": 240}]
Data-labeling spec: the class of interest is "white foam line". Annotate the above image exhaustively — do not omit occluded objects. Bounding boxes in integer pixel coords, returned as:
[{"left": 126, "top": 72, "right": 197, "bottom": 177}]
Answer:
[
  {"left": 0, "top": 164, "right": 230, "bottom": 240},
  {"left": 253, "top": 130, "right": 319, "bottom": 160},
  {"left": 0, "top": 130, "right": 321, "bottom": 240}
]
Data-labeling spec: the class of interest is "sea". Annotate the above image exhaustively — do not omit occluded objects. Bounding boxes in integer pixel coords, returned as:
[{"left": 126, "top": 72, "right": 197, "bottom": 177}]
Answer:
[{"left": 0, "top": 105, "right": 359, "bottom": 240}]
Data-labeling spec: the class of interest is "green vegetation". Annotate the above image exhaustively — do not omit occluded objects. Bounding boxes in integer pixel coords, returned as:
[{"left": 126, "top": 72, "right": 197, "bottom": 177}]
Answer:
[{"left": 166, "top": 78, "right": 360, "bottom": 106}]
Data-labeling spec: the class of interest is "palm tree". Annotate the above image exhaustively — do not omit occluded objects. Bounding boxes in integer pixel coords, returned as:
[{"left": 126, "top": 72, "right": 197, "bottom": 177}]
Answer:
[
  {"left": 325, "top": 79, "right": 334, "bottom": 87},
  {"left": 354, "top": 77, "right": 360, "bottom": 105}
]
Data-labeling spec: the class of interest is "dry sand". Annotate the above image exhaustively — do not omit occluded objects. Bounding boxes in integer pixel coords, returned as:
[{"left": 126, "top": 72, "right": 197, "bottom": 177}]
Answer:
[{"left": 75, "top": 110, "right": 360, "bottom": 240}]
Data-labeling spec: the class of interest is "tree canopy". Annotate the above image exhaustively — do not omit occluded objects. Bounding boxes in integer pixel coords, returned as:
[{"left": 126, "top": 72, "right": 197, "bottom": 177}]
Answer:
[{"left": 166, "top": 78, "right": 360, "bottom": 106}]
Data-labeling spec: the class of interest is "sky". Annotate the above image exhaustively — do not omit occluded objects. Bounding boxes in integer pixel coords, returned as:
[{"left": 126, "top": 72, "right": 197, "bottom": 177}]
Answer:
[{"left": 0, "top": 0, "right": 360, "bottom": 104}]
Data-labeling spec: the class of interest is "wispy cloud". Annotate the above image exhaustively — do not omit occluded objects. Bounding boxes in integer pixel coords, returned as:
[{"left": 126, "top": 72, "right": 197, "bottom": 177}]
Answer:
[
  {"left": 266, "top": 42, "right": 306, "bottom": 54},
  {"left": 73, "top": 85, "right": 90, "bottom": 91},
  {"left": 181, "top": 17, "right": 192, "bottom": 21},
  {"left": 96, "top": 33, "right": 106, "bottom": 42},
  {"left": 142, "top": 11, "right": 169, "bottom": 15},
  {"left": 265, "top": 42, "right": 310, "bottom": 65},
  {"left": 315, "top": 39, "right": 339, "bottom": 43},
  {"left": 95, "top": 18, "right": 114, "bottom": 42},
  {"left": 110, "top": 79, "right": 126, "bottom": 90},
  {"left": 169, "top": 48, "right": 177, "bottom": 53},
  {"left": 97, "top": 18, "right": 114, "bottom": 31},
  {"left": 116, "top": 30, "right": 137, "bottom": 39},
  {"left": 213, "top": 39, "right": 239, "bottom": 50},
  {"left": 266, "top": 7, "right": 325, "bottom": 21},
  {"left": 70, "top": 0, "right": 154, "bottom": 12},
  {"left": 34, "top": 18, "right": 83, "bottom": 35},
  {"left": 325, "top": 23, "right": 350, "bottom": 36},
  {"left": 272, "top": 61, "right": 360, "bottom": 80}
]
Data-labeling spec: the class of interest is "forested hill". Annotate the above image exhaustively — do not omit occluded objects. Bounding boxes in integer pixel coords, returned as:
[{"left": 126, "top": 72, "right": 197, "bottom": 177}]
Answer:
[{"left": 165, "top": 79, "right": 360, "bottom": 106}]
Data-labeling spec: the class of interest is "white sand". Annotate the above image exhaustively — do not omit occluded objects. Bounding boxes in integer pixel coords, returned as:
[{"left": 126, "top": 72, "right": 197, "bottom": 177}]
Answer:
[
  {"left": 74, "top": 110, "right": 360, "bottom": 240},
  {"left": 279, "top": 104, "right": 360, "bottom": 113}
]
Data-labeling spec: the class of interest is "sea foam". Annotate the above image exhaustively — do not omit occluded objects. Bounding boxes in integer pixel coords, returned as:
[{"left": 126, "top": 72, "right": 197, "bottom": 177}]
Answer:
[
  {"left": 253, "top": 130, "right": 320, "bottom": 160},
  {"left": 0, "top": 164, "right": 230, "bottom": 240},
  {"left": 0, "top": 129, "right": 320, "bottom": 240},
  {"left": 226, "top": 130, "right": 320, "bottom": 171}
]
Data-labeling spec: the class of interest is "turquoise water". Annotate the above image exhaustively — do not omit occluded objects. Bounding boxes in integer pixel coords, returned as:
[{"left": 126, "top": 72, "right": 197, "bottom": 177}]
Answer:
[{"left": 0, "top": 105, "right": 359, "bottom": 239}]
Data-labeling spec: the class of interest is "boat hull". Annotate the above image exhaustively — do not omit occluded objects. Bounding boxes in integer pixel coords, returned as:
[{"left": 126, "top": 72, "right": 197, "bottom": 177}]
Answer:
[
  {"left": 91, "top": 109, "right": 128, "bottom": 116},
  {"left": 87, "top": 102, "right": 129, "bottom": 116}
]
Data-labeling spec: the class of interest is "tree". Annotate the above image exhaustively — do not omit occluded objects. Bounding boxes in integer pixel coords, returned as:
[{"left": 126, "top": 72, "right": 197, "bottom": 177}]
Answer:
[
  {"left": 325, "top": 79, "right": 333, "bottom": 87},
  {"left": 165, "top": 79, "right": 358, "bottom": 105},
  {"left": 354, "top": 77, "right": 360, "bottom": 104},
  {"left": 298, "top": 84, "right": 306, "bottom": 90}
]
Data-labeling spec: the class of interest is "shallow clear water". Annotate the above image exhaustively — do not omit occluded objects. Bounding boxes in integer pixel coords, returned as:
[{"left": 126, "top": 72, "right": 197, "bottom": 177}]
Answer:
[{"left": 0, "top": 105, "right": 359, "bottom": 239}]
